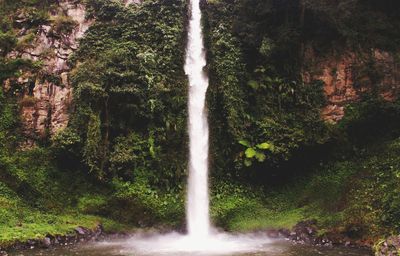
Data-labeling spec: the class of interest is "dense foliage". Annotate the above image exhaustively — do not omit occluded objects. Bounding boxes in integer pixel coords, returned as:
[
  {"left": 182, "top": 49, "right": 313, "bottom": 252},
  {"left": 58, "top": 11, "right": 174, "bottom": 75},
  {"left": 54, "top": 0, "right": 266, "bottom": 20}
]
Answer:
[
  {"left": 204, "top": 0, "right": 329, "bottom": 179},
  {"left": 66, "top": 0, "right": 188, "bottom": 187},
  {"left": 0, "top": 0, "right": 190, "bottom": 245},
  {"left": 203, "top": 0, "right": 400, "bottom": 180},
  {"left": 1, "top": 0, "right": 400, "bottom": 249}
]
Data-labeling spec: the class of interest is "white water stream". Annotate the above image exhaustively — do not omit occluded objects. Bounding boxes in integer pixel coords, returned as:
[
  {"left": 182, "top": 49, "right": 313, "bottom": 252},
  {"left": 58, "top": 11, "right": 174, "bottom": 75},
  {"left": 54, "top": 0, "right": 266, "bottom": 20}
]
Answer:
[{"left": 185, "top": 0, "right": 211, "bottom": 238}]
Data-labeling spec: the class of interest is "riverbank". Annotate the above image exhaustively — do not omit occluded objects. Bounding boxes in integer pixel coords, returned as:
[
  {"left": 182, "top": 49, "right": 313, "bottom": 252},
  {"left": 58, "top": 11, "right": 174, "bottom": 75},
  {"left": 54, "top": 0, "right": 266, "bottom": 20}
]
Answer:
[
  {"left": 0, "top": 194, "right": 130, "bottom": 252},
  {"left": 265, "top": 220, "right": 373, "bottom": 249},
  {"left": 1, "top": 137, "right": 399, "bottom": 255},
  {"left": 0, "top": 222, "right": 133, "bottom": 255},
  {"left": 0, "top": 219, "right": 376, "bottom": 256},
  {"left": 0, "top": 224, "right": 104, "bottom": 254}
]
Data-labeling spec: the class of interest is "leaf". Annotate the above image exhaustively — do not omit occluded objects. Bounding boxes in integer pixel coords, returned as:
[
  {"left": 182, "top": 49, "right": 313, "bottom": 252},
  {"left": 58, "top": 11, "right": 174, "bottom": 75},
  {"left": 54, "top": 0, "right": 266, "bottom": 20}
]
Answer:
[
  {"left": 256, "top": 142, "right": 271, "bottom": 150},
  {"left": 244, "top": 159, "right": 252, "bottom": 167},
  {"left": 255, "top": 151, "right": 266, "bottom": 162},
  {"left": 238, "top": 140, "right": 251, "bottom": 147},
  {"left": 247, "top": 80, "right": 259, "bottom": 89},
  {"left": 245, "top": 148, "right": 256, "bottom": 158},
  {"left": 269, "top": 144, "right": 276, "bottom": 152}
]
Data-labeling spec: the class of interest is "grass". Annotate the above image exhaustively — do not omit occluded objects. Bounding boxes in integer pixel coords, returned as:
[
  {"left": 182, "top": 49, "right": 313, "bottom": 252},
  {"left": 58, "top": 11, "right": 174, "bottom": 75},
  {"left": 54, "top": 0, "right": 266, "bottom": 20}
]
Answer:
[
  {"left": 0, "top": 187, "right": 128, "bottom": 247},
  {"left": 210, "top": 181, "right": 309, "bottom": 232},
  {"left": 212, "top": 186, "right": 343, "bottom": 232},
  {"left": 0, "top": 147, "right": 132, "bottom": 248},
  {"left": 211, "top": 183, "right": 345, "bottom": 234},
  {"left": 228, "top": 207, "right": 306, "bottom": 231},
  {"left": 209, "top": 136, "right": 400, "bottom": 240},
  {"left": 1, "top": 136, "right": 399, "bottom": 248}
]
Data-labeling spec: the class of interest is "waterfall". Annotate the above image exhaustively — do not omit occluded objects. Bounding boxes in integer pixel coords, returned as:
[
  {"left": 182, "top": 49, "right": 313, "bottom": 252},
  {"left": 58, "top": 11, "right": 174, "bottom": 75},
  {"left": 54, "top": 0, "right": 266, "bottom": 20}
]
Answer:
[
  {"left": 121, "top": 1, "right": 271, "bottom": 253},
  {"left": 185, "top": 0, "right": 211, "bottom": 237}
]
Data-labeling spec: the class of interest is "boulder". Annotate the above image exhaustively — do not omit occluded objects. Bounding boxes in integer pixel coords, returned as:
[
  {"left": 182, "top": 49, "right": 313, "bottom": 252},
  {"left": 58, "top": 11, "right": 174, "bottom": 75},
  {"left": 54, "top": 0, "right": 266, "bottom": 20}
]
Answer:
[{"left": 288, "top": 220, "right": 318, "bottom": 244}]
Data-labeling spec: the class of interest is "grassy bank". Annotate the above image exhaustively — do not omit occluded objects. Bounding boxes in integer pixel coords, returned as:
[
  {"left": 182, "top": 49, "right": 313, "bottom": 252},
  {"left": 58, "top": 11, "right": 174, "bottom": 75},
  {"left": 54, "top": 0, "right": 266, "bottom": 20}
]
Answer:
[
  {"left": 2, "top": 137, "right": 400, "bottom": 247},
  {"left": 214, "top": 136, "right": 400, "bottom": 243},
  {"left": 0, "top": 150, "right": 129, "bottom": 247},
  {"left": 0, "top": 202, "right": 124, "bottom": 247}
]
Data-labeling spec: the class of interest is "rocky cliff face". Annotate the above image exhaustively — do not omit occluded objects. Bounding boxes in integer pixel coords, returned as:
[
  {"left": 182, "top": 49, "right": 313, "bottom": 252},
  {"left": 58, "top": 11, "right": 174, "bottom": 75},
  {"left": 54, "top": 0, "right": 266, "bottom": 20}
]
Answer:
[
  {"left": 3, "top": 0, "right": 91, "bottom": 146},
  {"left": 5, "top": 0, "right": 145, "bottom": 147},
  {"left": 305, "top": 49, "right": 400, "bottom": 122}
]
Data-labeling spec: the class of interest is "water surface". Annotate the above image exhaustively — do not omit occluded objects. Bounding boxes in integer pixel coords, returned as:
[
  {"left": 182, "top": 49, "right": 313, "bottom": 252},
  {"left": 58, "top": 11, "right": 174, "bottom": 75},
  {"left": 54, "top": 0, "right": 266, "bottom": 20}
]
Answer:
[{"left": 9, "top": 237, "right": 373, "bottom": 256}]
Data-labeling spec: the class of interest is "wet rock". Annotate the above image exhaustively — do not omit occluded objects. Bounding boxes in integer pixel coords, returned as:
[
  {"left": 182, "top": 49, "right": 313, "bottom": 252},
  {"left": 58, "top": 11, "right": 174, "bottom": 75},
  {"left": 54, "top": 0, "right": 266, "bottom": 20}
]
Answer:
[
  {"left": 27, "top": 239, "right": 37, "bottom": 246},
  {"left": 288, "top": 220, "right": 318, "bottom": 245},
  {"left": 94, "top": 224, "right": 104, "bottom": 237},
  {"left": 75, "top": 226, "right": 88, "bottom": 235},
  {"left": 40, "top": 237, "right": 52, "bottom": 248},
  {"left": 315, "top": 237, "right": 334, "bottom": 247},
  {"left": 278, "top": 228, "right": 291, "bottom": 238},
  {"left": 273, "top": 219, "right": 365, "bottom": 248}
]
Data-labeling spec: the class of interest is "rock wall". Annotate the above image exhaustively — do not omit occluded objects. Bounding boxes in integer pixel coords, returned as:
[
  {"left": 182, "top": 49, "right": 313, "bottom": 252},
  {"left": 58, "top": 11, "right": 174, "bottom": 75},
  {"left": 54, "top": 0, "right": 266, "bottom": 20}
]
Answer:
[
  {"left": 4, "top": 0, "right": 92, "bottom": 146},
  {"left": 5, "top": 0, "right": 146, "bottom": 147},
  {"left": 304, "top": 49, "right": 400, "bottom": 123}
]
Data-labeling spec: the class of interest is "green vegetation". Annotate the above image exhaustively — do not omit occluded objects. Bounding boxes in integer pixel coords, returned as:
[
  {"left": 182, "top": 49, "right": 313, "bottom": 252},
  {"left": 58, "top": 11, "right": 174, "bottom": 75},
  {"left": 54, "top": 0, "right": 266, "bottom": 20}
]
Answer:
[
  {"left": 210, "top": 181, "right": 306, "bottom": 231},
  {"left": 0, "top": 146, "right": 124, "bottom": 246},
  {"left": 209, "top": 94, "right": 400, "bottom": 238},
  {"left": 0, "top": 0, "right": 189, "bottom": 246},
  {"left": 1, "top": 0, "right": 400, "bottom": 252},
  {"left": 0, "top": 201, "right": 109, "bottom": 247},
  {"left": 211, "top": 123, "right": 400, "bottom": 237},
  {"left": 69, "top": 0, "right": 188, "bottom": 185},
  {"left": 204, "top": 0, "right": 330, "bottom": 178}
]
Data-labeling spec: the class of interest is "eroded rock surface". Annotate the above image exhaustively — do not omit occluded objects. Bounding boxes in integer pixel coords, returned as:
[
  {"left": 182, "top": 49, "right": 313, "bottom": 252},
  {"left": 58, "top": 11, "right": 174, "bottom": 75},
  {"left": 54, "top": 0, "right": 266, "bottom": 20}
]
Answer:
[
  {"left": 304, "top": 49, "right": 400, "bottom": 122},
  {"left": 4, "top": 0, "right": 91, "bottom": 146},
  {"left": 4, "top": 0, "right": 148, "bottom": 147}
]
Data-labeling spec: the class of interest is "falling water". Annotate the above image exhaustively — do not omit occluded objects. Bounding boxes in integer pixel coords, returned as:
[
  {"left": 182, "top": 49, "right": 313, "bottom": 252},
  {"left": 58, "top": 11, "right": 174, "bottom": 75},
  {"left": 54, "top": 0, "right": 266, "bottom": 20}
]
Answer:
[
  {"left": 184, "top": 0, "right": 210, "bottom": 237},
  {"left": 91, "top": 1, "right": 275, "bottom": 254}
]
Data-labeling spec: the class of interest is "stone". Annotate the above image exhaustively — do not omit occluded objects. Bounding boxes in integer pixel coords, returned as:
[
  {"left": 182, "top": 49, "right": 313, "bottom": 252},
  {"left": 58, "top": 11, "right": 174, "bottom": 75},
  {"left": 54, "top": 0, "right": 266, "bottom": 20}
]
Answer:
[
  {"left": 75, "top": 226, "right": 87, "bottom": 235},
  {"left": 289, "top": 220, "right": 318, "bottom": 244},
  {"left": 41, "top": 237, "right": 52, "bottom": 248},
  {"left": 75, "top": 227, "right": 91, "bottom": 236},
  {"left": 303, "top": 49, "right": 400, "bottom": 123},
  {"left": 124, "top": 0, "right": 142, "bottom": 6}
]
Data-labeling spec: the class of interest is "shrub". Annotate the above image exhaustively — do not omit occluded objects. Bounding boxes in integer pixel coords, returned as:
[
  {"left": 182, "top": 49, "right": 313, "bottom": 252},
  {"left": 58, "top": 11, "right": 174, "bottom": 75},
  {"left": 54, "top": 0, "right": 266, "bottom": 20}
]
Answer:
[
  {"left": 0, "top": 32, "right": 17, "bottom": 56},
  {"left": 111, "top": 179, "right": 184, "bottom": 226},
  {"left": 49, "top": 15, "right": 78, "bottom": 37},
  {"left": 77, "top": 194, "right": 108, "bottom": 215},
  {"left": 51, "top": 128, "right": 81, "bottom": 154}
]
